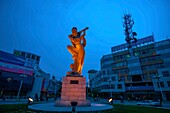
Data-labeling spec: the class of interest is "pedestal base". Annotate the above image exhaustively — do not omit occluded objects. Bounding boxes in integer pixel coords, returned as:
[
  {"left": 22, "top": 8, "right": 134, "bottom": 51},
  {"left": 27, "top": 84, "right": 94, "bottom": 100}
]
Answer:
[
  {"left": 55, "top": 76, "right": 91, "bottom": 107},
  {"left": 55, "top": 99, "right": 91, "bottom": 107}
]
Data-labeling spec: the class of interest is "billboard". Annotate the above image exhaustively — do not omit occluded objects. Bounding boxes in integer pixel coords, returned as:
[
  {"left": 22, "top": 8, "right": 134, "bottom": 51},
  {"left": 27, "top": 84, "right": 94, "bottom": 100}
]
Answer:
[{"left": 0, "top": 51, "right": 34, "bottom": 75}]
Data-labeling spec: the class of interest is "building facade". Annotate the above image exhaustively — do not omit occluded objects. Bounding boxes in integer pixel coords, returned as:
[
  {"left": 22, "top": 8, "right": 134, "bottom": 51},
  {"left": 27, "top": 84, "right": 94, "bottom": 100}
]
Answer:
[
  {"left": 0, "top": 50, "right": 34, "bottom": 98},
  {"left": 0, "top": 50, "right": 52, "bottom": 100},
  {"left": 89, "top": 36, "right": 170, "bottom": 101}
]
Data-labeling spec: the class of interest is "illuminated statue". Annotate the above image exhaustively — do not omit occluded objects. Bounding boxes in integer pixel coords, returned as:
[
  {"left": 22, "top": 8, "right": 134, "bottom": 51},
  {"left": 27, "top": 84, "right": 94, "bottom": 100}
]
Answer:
[{"left": 67, "top": 27, "right": 89, "bottom": 75}]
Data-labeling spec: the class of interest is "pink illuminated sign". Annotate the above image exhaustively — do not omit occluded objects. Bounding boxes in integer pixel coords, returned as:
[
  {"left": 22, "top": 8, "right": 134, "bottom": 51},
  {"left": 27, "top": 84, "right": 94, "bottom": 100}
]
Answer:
[{"left": 0, "top": 66, "right": 33, "bottom": 75}]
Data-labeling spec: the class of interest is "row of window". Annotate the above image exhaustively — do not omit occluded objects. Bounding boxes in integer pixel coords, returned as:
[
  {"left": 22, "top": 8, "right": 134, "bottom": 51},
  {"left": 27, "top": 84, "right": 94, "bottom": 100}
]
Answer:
[
  {"left": 155, "top": 44, "right": 170, "bottom": 51},
  {"left": 140, "top": 56, "right": 161, "bottom": 63},
  {"left": 141, "top": 64, "right": 164, "bottom": 70},
  {"left": 101, "top": 64, "right": 111, "bottom": 69},
  {"left": 157, "top": 81, "right": 170, "bottom": 87},
  {"left": 109, "top": 69, "right": 129, "bottom": 75},
  {"left": 101, "top": 84, "right": 123, "bottom": 89},
  {"left": 94, "top": 81, "right": 170, "bottom": 90},
  {"left": 102, "top": 77, "right": 116, "bottom": 82},
  {"left": 112, "top": 54, "right": 130, "bottom": 61},
  {"left": 14, "top": 51, "right": 40, "bottom": 62},
  {"left": 102, "top": 68, "right": 129, "bottom": 75},
  {"left": 101, "top": 57, "right": 113, "bottom": 64},
  {"left": 162, "top": 71, "right": 170, "bottom": 77},
  {"left": 134, "top": 50, "right": 154, "bottom": 57},
  {"left": 112, "top": 62, "right": 127, "bottom": 67}
]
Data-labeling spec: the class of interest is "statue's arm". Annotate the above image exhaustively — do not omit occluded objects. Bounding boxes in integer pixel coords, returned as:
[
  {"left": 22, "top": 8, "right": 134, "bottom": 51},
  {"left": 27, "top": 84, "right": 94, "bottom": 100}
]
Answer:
[
  {"left": 68, "top": 34, "right": 75, "bottom": 46},
  {"left": 79, "top": 27, "right": 89, "bottom": 34},
  {"left": 68, "top": 34, "right": 73, "bottom": 41}
]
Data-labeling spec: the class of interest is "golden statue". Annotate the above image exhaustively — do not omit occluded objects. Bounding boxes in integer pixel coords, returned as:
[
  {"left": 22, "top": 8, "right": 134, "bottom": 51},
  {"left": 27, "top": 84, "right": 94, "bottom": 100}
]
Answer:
[{"left": 67, "top": 27, "right": 89, "bottom": 75}]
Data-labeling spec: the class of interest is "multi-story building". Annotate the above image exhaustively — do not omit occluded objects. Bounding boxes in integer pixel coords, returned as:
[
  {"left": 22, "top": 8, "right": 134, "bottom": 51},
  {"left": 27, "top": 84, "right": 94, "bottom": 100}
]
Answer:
[
  {"left": 89, "top": 35, "right": 170, "bottom": 101},
  {"left": 0, "top": 50, "right": 52, "bottom": 99},
  {"left": 0, "top": 50, "right": 34, "bottom": 98}
]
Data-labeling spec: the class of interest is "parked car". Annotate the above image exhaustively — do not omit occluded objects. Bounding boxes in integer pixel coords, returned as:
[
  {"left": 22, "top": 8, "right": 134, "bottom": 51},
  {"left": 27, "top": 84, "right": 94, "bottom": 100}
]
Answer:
[
  {"left": 137, "top": 100, "right": 161, "bottom": 106},
  {"left": 149, "top": 100, "right": 161, "bottom": 106},
  {"left": 137, "top": 100, "right": 152, "bottom": 106}
]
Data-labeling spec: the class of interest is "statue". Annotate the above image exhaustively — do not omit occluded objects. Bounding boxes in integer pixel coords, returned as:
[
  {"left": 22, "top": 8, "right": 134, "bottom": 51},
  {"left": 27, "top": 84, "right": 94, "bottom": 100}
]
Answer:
[{"left": 67, "top": 27, "right": 89, "bottom": 75}]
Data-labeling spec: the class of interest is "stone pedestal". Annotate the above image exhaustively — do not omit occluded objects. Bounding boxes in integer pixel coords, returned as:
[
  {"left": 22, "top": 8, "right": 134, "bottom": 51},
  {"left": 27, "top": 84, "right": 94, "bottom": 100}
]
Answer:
[{"left": 55, "top": 76, "right": 91, "bottom": 107}]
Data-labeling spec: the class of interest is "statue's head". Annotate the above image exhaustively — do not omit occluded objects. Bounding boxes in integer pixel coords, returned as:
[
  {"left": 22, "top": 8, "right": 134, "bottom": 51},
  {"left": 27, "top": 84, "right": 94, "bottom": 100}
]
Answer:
[
  {"left": 72, "top": 27, "right": 77, "bottom": 36},
  {"left": 72, "top": 27, "right": 77, "bottom": 30}
]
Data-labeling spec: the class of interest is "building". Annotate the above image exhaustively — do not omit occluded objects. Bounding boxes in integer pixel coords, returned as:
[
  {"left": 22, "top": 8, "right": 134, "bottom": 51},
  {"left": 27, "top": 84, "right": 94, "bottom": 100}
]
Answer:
[
  {"left": 27, "top": 67, "right": 50, "bottom": 100},
  {"left": 152, "top": 39, "right": 170, "bottom": 101},
  {"left": 89, "top": 36, "right": 170, "bottom": 101},
  {"left": 13, "top": 49, "right": 41, "bottom": 69},
  {"left": 88, "top": 69, "right": 99, "bottom": 97},
  {"left": 0, "top": 50, "right": 34, "bottom": 98},
  {"left": 0, "top": 50, "right": 52, "bottom": 100},
  {"left": 48, "top": 77, "right": 62, "bottom": 98}
]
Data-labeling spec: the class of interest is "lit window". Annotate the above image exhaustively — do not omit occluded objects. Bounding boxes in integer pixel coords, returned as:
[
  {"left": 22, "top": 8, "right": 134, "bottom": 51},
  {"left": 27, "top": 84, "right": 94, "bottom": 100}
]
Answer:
[
  {"left": 118, "top": 84, "right": 122, "bottom": 89},
  {"left": 167, "top": 81, "right": 170, "bottom": 87},
  {"left": 162, "top": 71, "right": 170, "bottom": 77}
]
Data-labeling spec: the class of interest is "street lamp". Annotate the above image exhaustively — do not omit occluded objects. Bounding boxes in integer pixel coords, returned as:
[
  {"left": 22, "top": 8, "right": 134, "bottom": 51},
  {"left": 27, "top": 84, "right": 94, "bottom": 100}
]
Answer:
[
  {"left": 108, "top": 75, "right": 113, "bottom": 104},
  {"left": 17, "top": 74, "right": 27, "bottom": 99},
  {"left": 90, "top": 82, "right": 93, "bottom": 97},
  {"left": 86, "top": 82, "right": 88, "bottom": 98},
  {"left": 109, "top": 76, "right": 112, "bottom": 98},
  {"left": 153, "top": 74, "right": 165, "bottom": 101},
  {"left": 17, "top": 80, "right": 23, "bottom": 99}
]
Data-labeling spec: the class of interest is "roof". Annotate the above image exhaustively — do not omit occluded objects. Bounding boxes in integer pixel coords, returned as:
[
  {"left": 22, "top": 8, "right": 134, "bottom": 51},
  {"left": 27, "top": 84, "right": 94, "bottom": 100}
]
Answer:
[{"left": 0, "top": 50, "right": 25, "bottom": 66}]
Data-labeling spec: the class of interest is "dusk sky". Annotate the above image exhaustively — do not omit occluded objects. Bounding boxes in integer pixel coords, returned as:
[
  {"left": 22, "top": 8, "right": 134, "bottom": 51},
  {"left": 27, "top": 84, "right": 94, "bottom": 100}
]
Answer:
[{"left": 0, "top": 0, "right": 170, "bottom": 80}]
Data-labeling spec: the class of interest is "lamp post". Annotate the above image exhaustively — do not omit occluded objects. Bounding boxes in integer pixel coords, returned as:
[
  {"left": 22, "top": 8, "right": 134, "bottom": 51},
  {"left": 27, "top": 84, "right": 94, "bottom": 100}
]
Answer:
[
  {"left": 86, "top": 82, "right": 88, "bottom": 98},
  {"left": 17, "top": 80, "right": 23, "bottom": 99},
  {"left": 109, "top": 76, "right": 112, "bottom": 98},
  {"left": 108, "top": 75, "right": 113, "bottom": 104},
  {"left": 153, "top": 75, "right": 165, "bottom": 101},
  {"left": 90, "top": 82, "right": 93, "bottom": 98},
  {"left": 16, "top": 74, "right": 28, "bottom": 99}
]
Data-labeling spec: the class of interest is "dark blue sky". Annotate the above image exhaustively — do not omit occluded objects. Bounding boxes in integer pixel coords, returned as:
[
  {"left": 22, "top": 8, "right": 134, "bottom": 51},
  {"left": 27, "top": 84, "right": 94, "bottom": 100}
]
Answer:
[{"left": 0, "top": 0, "right": 170, "bottom": 79}]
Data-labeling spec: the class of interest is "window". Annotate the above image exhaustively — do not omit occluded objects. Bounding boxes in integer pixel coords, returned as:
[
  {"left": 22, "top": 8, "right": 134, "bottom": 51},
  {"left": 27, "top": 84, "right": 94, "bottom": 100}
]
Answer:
[
  {"left": 140, "top": 58, "right": 145, "bottom": 62},
  {"left": 111, "top": 84, "right": 115, "bottom": 89},
  {"left": 132, "top": 75, "right": 142, "bottom": 82},
  {"left": 119, "top": 76, "right": 125, "bottom": 81},
  {"left": 102, "top": 77, "right": 109, "bottom": 82},
  {"left": 36, "top": 56, "right": 40, "bottom": 62},
  {"left": 160, "top": 82, "right": 164, "bottom": 87},
  {"left": 21, "top": 52, "right": 26, "bottom": 57},
  {"left": 162, "top": 71, "right": 170, "bottom": 77},
  {"left": 126, "top": 54, "right": 130, "bottom": 58},
  {"left": 127, "top": 76, "right": 131, "bottom": 81},
  {"left": 157, "top": 82, "right": 164, "bottom": 87},
  {"left": 157, "top": 82, "right": 160, "bottom": 87},
  {"left": 27, "top": 53, "right": 31, "bottom": 58},
  {"left": 31, "top": 55, "right": 36, "bottom": 59},
  {"left": 103, "top": 71, "right": 106, "bottom": 75},
  {"left": 142, "top": 51, "right": 146, "bottom": 54},
  {"left": 150, "top": 73, "right": 156, "bottom": 79},
  {"left": 111, "top": 77, "right": 115, "bottom": 81},
  {"left": 135, "top": 52, "right": 140, "bottom": 56},
  {"left": 118, "top": 84, "right": 122, "bottom": 89},
  {"left": 167, "top": 81, "right": 170, "bottom": 87},
  {"left": 102, "top": 85, "right": 110, "bottom": 89}
]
